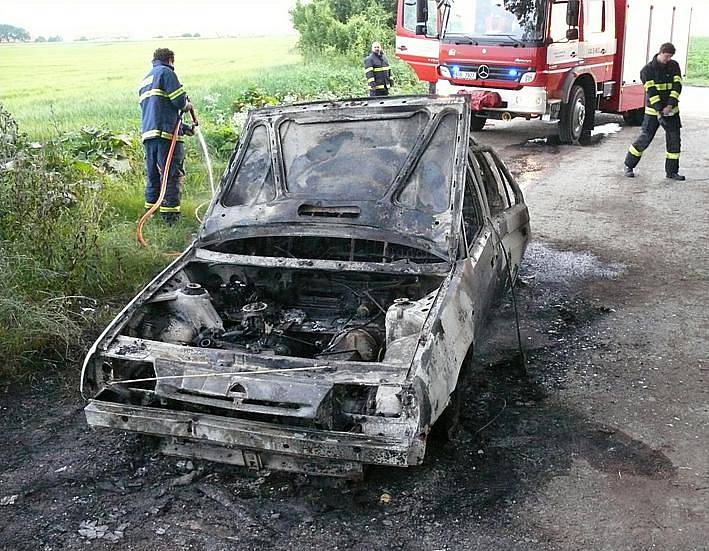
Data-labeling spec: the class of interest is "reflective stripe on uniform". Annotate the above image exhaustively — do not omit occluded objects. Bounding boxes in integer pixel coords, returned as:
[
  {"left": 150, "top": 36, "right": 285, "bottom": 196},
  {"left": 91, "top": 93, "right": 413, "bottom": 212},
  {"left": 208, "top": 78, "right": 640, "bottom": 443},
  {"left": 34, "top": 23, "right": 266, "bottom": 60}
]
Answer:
[
  {"left": 673, "top": 75, "right": 682, "bottom": 83},
  {"left": 643, "top": 80, "right": 655, "bottom": 90},
  {"left": 670, "top": 90, "right": 680, "bottom": 99},
  {"left": 367, "top": 77, "right": 375, "bottom": 83},
  {"left": 628, "top": 145, "right": 643, "bottom": 157},
  {"left": 364, "top": 66, "right": 373, "bottom": 72},
  {"left": 372, "top": 66, "right": 390, "bottom": 72},
  {"left": 141, "top": 129, "right": 185, "bottom": 142},
  {"left": 666, "top": 152, "right": 680, "bottom": 160},
  {"left": 645, "top": 107, "right": 658, "bottom": 115},
  {"left": 168, "top": 86, "right": 185, "bottom": 100},
  {"left": 159, "top": 205, "right": 181, "bottom": 212},
  {"left": 139, "top": 88, "right": 170, "bottom": 103},
  {"left": 654, "top": 83, "right": 672, "bottom": 90},
  {"left": 144, "top": 201, "right": 156, "bottom": 209},
  {"left": 649, "top": 95, "right": 661, "bottom": 104},
  {"left": 374, "top": 84, "right": 386, "bottom": 89}
]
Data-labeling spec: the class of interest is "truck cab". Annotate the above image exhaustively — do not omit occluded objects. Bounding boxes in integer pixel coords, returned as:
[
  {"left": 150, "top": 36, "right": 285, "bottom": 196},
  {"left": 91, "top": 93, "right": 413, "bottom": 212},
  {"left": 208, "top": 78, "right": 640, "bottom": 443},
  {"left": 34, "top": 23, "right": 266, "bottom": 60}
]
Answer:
[{"left": 396, "top": 0, "right": 692, "bottom": 143}]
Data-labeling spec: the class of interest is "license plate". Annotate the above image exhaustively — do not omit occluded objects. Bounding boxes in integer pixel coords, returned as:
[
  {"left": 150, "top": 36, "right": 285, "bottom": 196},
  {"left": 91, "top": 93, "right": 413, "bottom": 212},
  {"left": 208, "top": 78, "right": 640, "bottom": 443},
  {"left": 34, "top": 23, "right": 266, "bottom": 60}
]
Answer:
[{"left": 457, "top": 70, "right": 477, "bottom": 80}]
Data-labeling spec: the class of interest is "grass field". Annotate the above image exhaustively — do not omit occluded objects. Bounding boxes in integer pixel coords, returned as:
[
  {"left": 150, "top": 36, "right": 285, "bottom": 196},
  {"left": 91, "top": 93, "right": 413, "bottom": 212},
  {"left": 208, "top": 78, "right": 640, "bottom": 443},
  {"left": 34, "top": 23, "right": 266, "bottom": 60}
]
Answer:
[
  {"left": 0, "top": 37, "right": 302, "bottom": 136},
  {"left": 686, "top": 36, "right": 709, "bottom": 86}
]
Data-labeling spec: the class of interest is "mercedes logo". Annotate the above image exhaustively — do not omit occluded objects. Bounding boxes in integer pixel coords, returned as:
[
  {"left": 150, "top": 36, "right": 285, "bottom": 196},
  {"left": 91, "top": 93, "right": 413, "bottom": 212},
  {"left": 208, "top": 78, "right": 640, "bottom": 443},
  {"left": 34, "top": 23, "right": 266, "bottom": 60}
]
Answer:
[{"left": 477, "top": 64, "right": 490, "bottom": 79}]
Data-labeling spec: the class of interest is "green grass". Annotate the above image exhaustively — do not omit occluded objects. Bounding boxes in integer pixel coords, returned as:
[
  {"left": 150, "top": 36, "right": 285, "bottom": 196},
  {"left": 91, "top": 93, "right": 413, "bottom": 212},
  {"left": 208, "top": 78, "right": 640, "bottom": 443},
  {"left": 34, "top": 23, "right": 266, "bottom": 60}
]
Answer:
[
  {"left": 687, "top": 36, "right": 709, "bottom": 86},
  {"left": 0, "top": 37, "right": 301, "bottom": 136}
]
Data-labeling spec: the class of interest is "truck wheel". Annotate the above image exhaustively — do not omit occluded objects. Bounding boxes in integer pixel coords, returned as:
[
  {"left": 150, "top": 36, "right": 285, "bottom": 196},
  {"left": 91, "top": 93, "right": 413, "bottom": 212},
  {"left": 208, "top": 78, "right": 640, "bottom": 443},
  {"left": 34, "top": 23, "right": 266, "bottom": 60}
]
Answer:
[
  {"left": 470, "top": 115, "right": 487, "bottom": 131},
  {"left": 622, "top": 108, "right": 645, "bottom": 126},
  {"left": 558, "top": 85, "right": 586, "bottom": 144}
]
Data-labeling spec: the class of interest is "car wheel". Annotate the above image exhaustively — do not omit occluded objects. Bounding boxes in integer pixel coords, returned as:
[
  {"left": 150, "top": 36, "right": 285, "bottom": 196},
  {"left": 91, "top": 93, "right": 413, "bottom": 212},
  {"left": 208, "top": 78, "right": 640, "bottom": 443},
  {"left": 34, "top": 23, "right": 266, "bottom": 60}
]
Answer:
[{"left": 558, "top": 84, "right": 587, "bottom": 144}]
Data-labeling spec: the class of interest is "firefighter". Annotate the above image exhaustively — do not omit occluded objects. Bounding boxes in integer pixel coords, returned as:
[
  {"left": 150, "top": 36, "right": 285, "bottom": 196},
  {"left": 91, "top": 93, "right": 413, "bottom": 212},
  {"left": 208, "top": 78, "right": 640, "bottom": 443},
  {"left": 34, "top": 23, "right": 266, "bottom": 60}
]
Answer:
[
  {"left": 138, "top": 48, "right": 194, "bottom": 224},
  {"left": 624, "top": 43, "right": 685, "bottom": 181},
  {"left": 364, "top": 42, "right": 394, "bottom": 97}
]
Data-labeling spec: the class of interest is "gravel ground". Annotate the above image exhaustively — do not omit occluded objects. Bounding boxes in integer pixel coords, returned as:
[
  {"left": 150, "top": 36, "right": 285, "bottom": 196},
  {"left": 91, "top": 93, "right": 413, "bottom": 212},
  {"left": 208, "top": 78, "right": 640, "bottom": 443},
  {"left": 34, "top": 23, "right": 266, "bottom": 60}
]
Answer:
[{"left": 1, "top": 89, "right": 707, "bottom": 551}]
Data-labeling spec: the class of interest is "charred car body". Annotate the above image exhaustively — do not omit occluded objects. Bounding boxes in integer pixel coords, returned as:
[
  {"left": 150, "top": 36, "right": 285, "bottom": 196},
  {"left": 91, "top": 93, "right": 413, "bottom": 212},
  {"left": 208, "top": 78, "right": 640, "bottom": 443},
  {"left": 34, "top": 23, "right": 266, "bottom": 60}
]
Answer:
[{"left": 81, "top": 96, "right": 530, "bottom": 477}]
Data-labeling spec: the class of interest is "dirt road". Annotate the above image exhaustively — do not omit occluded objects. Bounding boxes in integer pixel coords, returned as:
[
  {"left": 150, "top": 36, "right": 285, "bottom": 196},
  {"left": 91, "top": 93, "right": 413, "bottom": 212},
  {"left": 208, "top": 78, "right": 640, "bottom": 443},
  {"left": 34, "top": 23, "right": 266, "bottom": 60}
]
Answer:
[{"left": 1, "top": 90, "right": 707, "bottom": 551}]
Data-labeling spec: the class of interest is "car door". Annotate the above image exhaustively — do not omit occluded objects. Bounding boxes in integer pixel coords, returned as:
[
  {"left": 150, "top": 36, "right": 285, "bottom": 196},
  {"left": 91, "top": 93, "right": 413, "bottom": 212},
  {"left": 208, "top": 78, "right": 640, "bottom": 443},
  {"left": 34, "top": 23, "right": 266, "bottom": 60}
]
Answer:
[{"left": 471, "top": 146, "right": 530, "bottom": 289}]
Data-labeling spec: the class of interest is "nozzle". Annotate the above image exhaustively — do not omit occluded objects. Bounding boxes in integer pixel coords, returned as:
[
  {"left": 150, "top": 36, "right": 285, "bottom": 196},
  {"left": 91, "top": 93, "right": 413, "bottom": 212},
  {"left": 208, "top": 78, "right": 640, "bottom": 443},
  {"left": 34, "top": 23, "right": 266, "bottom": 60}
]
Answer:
[{"left": 188, "top": 105, "right": 199, "bottom": 126}]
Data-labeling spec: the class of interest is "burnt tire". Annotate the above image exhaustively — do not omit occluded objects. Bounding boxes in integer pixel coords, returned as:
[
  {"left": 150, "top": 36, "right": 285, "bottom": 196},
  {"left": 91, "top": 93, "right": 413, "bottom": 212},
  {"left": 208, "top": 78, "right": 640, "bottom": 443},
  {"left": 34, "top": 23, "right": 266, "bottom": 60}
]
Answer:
[
  {"left": 558, "top": 84, "right": 587, "bottom": 144},
  {"left": 470, "top": 115, "right": 487, "bottom": 131},
  {"left": 622, "top": 108, "right": 645, "bottom": 126}
]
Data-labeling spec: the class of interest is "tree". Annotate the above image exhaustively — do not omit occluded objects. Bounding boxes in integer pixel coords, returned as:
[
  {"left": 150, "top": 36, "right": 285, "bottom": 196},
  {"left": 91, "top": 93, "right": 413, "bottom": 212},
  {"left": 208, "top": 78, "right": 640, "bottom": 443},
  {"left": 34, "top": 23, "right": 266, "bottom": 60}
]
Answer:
[
  {"left": 47, "top": 35, "right": 63, "bottom": 42},
  {"left": 34, "top": 36, "right": 47, "bottom": 43},
  {"left": 0, "top": 24, "right": 30, "bottom": 42},
  {"left": 290, "top": 0, "right": 394, "bottom": 57}
]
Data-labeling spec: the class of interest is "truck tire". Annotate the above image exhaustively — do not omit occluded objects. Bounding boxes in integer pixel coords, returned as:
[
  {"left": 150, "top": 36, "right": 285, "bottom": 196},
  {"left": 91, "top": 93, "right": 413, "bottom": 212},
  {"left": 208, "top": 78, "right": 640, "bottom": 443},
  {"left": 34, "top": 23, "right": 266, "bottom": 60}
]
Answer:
[
  {"left": 470, "top": 115, "right": 487, "bottom": 131},
  {"left": 622, "top": 108, "right": 645, "bottom": 126},
  {"left": 558, "top": 84, "right": 586, "bottom": 144}
]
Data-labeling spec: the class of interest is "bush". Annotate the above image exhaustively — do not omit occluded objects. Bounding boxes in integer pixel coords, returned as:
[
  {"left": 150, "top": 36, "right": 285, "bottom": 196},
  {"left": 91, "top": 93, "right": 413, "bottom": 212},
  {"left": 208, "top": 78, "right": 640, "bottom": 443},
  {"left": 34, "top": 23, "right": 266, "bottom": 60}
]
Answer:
[
  {"left": 0, "top": 105, "right": 177, "bottom": 378},
  {"left": 291, "top": 0, "right": 394, "bottom": 59}
]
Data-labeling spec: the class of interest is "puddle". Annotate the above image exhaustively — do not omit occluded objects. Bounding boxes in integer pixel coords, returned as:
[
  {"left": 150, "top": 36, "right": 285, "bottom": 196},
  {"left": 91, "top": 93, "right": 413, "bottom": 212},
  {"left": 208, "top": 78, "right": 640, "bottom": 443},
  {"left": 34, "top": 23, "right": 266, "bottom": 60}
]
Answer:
[
  {"left": 508, "top": 155, "right": 546, "bottom": 190},
  {"left": 524, "top": 241, "right": 624, "bottom": 285}
]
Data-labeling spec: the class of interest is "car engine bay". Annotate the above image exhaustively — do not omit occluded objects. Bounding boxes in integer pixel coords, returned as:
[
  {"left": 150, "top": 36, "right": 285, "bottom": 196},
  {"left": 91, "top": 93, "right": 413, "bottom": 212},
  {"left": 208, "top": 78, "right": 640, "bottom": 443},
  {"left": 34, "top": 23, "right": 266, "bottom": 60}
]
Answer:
[{"left": 124, "top": 262, "right": 443, "bottom": 364}]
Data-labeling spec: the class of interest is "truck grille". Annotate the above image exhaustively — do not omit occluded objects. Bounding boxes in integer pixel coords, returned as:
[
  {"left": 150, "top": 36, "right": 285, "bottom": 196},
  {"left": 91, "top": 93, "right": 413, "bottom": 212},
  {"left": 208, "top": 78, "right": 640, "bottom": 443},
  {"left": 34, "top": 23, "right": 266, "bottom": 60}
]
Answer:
[{"left": 447, "top": 64, "right": 532, "bottom": 83}]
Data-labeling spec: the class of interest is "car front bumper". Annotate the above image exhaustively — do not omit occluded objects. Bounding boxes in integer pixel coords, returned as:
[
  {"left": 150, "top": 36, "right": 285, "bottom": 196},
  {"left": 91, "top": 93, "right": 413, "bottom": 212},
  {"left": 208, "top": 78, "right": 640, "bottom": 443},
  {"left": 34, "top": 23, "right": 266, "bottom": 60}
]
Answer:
[{"left": 85, "top": 400, "right": 422, "bottom": 478}]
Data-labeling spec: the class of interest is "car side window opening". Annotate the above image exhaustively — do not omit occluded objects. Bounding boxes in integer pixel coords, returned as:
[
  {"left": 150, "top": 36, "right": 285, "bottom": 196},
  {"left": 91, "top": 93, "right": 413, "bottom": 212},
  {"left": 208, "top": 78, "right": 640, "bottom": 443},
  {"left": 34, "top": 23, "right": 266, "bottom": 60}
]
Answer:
[
  {"left": 222, "top": 125, "right": 276, "bottom": 207},
  {"left": 462, "top": 166, "right": 483, "bottom": 245},
  {"left": 472, "top": 151, "right": 508, "bottom": 215},
  {"left": 482, "top": 151, "right": 517, "bottom": 207}
]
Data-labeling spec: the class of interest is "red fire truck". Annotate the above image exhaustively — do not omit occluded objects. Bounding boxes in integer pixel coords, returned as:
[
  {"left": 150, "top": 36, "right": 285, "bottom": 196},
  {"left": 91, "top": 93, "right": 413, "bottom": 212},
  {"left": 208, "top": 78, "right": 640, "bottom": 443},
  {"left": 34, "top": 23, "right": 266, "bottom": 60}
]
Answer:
[{"left": 396, "top": 0, "right": 692, "bottom": 143}]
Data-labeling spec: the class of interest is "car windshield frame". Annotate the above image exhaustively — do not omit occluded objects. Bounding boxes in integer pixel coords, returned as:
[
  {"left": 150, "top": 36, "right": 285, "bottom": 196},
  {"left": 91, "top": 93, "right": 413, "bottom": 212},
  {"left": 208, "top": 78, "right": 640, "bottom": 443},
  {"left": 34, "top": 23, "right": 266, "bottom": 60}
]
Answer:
[
  {"left": 443, "top": 0, "right": 546, "bottom": 45},
  {"left": 219, "top": 108, "right": 461, "bottom": 217}
]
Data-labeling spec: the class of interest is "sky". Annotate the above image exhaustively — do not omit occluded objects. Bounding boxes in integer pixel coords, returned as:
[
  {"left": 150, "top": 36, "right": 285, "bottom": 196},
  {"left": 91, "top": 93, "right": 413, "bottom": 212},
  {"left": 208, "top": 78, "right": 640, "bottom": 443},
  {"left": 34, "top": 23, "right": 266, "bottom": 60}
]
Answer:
[
  {"left": 2, "top": 0, "right": 298, "bottom": 40},
  {"left": 2, "top": 0, "right": 709, "bottom": 41}
]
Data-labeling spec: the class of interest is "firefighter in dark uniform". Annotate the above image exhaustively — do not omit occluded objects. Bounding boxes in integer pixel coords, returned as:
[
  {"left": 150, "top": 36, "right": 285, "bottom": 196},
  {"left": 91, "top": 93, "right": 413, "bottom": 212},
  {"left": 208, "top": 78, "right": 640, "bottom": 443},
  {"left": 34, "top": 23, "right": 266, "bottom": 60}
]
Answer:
[
  {"left": 364, "top": 42, "right": 394, "bottom": 97},
  {"left": 624, "top": 43, "right": 685, "bottom": 181},
  {"left": 138, "top": 48, "right": 194, "bottom": 224}
]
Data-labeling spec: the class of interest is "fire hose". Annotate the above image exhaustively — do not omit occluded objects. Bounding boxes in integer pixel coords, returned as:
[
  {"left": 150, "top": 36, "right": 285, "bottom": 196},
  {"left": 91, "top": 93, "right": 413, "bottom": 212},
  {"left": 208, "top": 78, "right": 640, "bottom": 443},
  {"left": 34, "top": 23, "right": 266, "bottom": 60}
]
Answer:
[{"left": 136, "top": 106, "right": 199, "bottom": 247}]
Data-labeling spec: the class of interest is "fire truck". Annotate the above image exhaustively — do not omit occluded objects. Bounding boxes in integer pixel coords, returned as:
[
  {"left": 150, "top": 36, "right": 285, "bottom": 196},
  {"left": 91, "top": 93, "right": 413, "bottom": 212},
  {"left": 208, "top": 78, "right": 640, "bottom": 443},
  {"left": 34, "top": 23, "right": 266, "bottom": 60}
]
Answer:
[{"left": 396, "top": 0, "right": 692, "bottom": 143}]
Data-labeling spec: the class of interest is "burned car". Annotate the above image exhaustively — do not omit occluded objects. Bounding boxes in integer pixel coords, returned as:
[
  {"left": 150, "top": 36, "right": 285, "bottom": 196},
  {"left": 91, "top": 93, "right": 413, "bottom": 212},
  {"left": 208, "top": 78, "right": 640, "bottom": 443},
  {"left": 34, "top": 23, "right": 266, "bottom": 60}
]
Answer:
[{"left": 81, "top": 96, "right": 529, "bottom": 478}]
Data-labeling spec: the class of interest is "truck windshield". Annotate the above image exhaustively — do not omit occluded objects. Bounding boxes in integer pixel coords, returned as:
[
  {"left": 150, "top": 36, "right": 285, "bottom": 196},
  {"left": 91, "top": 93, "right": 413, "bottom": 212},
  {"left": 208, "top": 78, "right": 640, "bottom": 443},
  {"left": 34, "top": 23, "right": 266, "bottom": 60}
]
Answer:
[{"left": 445, "top": 0, "right": 545, "bottom": 44}]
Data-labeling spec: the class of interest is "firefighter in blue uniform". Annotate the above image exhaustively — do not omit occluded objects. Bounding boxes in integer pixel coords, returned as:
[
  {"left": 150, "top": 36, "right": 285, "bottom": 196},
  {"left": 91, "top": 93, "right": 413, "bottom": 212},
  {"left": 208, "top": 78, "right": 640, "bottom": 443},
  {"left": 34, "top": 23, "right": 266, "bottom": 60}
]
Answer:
[
  {"left": 364, "top": 42, "right": 393, "bottom": 97},
  {"left": 624, "top": 43, "right": 685, "bottom": 181},
  {"left": 138, "top": 48, "right": 194, "bottom": 223}
]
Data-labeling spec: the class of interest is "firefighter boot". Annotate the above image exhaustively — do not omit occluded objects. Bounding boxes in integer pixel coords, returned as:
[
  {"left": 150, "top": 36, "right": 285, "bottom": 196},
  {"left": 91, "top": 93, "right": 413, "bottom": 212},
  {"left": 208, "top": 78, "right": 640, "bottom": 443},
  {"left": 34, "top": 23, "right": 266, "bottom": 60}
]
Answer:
[
  {"left": 624, "top": 165, "right": 635, "bottom": 178},
  {"left": 666, "top": 173, "right": 686, "bottom": 181}
]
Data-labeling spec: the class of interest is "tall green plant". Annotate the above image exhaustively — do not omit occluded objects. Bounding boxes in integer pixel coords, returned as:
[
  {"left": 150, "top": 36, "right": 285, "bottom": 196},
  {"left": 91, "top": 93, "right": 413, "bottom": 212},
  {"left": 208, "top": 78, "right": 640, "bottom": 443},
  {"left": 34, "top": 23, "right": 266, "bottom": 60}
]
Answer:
[{"left": 291, "top": 0, "right": 395, "bottom": 59}]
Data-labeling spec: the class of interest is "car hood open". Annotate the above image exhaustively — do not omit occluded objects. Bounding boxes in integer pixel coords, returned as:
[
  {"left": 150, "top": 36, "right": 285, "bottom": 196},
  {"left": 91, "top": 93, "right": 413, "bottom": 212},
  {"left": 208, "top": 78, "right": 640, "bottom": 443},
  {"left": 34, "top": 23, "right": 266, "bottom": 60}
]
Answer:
[{"left": 197, "top": 96, "right": 470, "bottom": 261}]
